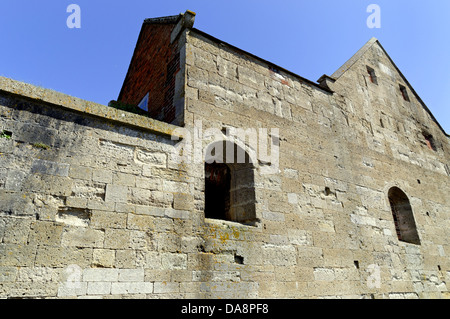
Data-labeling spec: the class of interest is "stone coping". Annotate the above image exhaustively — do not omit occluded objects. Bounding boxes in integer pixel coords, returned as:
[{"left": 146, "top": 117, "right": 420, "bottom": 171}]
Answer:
[{"left": 0, "top": 76, "right": 183, "bottom": 139}]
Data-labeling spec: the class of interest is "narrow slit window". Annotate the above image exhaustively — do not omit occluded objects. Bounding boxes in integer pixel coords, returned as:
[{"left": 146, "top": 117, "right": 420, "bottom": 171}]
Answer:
[
  {"left": 388, "top": 187, "right": 420, "bottom": 245},
  {"left": 366, "top": 66, "right": 378, "bottom": 84},
  {"left": 399, "top": 84, "right": 410, "bottom": 102}
]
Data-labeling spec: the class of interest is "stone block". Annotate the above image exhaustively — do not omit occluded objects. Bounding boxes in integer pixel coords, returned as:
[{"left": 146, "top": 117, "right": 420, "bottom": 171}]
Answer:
[
  {"left": 65, "top": 196, "right": 88, "bottom": 209},
  {"left": 23, "top": 174, "right": 73, "bottom": 196},
  {"left": 173, "top": 192, "right": 193, "bottom": 210},
  {"left": 4, "top": 170, "right": 27, "bottom": 191},
  {"left": 28, "top": 221, "right": 64, "bottom": 246},
  {"left": 126, "top": 213, "right": 154, "bottom": 231},
  {"left": 69, "top": 165, "right": 92, "bottom": 180},
  {"left": 105, "top": 184, "right": 128, "bottom": 203},
  {"left": 1, "top": 218, "right": 32, "bottom": 244},
  {"left": 92, "top": 249, "right": 115, "bottom": 268},
  {"left": 161, "top": 253, "right": 188, "bottom": 270},
  {"left": 91, "top": 210, "right": 127, "bottom": 229},
  {"left": 111, "top": 282, "right": 153, "bottom": 295},
  {"left": 61, "top": 227, "right": 104, "bottom": 248},
  {"left": 165, "top": 208, "right": 190, "bottom": 220},
  {"left": 83, "top": 268, "right": 119, "bottom": 282},
  {"left": 262, "top": 245, "right": 297, "bottom": 266},
  {"left": 154, "top": 282, "right": 180, "bottom": 294},
  {"left": 86, "top": 199, "right": 115, "bottom": 211},
  {"left": 34, "top": 246, "right": 92, "bottom": 268},
  {"left": 92, "top": 169, "right": 113, "bottom": 184},
  {"left": 57, "top": 282, "right": 88, "bottom": 297},
  {"left": 31, "top": 159, "right": 69, "bottom": 177},
  {"left": 313, "top": 268, "right": 336, "bottom": 281},
  {"left": 113, "top": 172, "right": 136, "bottom": 187},
  {"left": 118, "top": 269, "right": 145, "bottom": 282},
  {"left": 135, "top": 205, "right": 165, "bottom": 217},
  {"left": 87, "top": 282, "right": 111, "bottom": 295},
  {"left": 103, "top": 228, "right": 131, "bottom": 250},
  {"left": 135, "top": 149, "right": 167, "bottom": 167},
  {"left": 0, "top": 267, "right": 18, "bottom": 283},
  {"left": 115, "top": 250, "right": 137, "bottom": 269}
]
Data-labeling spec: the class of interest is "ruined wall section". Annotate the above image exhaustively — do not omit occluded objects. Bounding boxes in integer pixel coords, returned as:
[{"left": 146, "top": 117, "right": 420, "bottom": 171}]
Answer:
[
  {"left": 184, "top": 30, "right": 450, "bottom": 298},
  {"left": 0, "top": 79, "right": 209, "bottom": 298},
  {"left": 0, "top": 29, "right": 449, "bottom": 299}
]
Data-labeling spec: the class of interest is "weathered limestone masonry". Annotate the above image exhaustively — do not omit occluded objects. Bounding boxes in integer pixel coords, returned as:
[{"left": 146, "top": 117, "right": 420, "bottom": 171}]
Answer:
[{"left": 1, "top": 11, "right": 450, "bottom": 299}]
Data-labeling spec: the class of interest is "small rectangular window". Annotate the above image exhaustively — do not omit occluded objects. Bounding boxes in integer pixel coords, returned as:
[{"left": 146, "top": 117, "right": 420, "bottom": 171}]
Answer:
[
  {"left": 422, "top": 132, "right": 437, "bottom": 151},
  {"left": 366, "top": 66, "right": 378, "bottom": 84},
  {"left": 399, "top": 84, "right": 410, "bottom": 102}
]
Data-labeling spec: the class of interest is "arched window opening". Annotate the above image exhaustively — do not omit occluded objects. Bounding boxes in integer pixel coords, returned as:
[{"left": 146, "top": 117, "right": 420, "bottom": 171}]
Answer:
[
  {"left": 205, "top": 163, "right": 231, "bottom": 221},
  {"left": 204, "top": 141, "right": 256, "bottom": 225},
  {"left": 388, "top": 187, "right": 421, "bottom": 245}
]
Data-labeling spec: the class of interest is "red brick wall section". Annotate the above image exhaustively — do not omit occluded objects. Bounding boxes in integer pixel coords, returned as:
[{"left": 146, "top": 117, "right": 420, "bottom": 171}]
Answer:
[{"left": 118, "top": 23, "right": 180, "bottom": 124}]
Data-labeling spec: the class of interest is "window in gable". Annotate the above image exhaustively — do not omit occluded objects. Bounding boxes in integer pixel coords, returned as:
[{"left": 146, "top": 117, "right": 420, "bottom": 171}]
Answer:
[
  {"left": 399, "top": 84, "right": 410, "bottom": 102},
  {"left": 366, "top": 66, "right": 378, "bottom": 85},
  {"left": 422, "top": 131, "right": 438, "bottom": 151}
]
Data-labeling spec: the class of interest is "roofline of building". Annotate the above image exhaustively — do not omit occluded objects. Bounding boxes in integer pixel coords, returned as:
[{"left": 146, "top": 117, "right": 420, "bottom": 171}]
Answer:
[
  {"left": 143, "top": 14, "right": 182, "bottom": 25},
  {"left": 119, "top": 13, "right": 447, "bottom": 137},
  {"left": 375, "top": 40, "right": 449, "bottom": 137},
  {"left": 189, "top": 28, "right": 333, "bottom": 95},
  {"left": 0, "top": 76, "right": 182, "bottom": 139},
  {"left": 329, "top": 37, "right": 448, "bottom": 137},
  {"left": 330, "top": 37, "right": 379, "bottom": 80}
]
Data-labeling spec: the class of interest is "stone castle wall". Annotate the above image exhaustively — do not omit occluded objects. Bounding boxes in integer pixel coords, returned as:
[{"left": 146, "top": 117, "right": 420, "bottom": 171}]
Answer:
[
  {"left": 181, "top": 30, "right": 450, "bottom": 298},
  {"left": 0, "top": 26, "right": 449, "bottom": 299}
]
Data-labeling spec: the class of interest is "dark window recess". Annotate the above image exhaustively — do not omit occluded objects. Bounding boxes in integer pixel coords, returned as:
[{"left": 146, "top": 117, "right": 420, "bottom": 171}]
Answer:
[
  {"left": 399, "top": 84, "right": 410, "bottom": 102},
  {"left": 269, "top": 66, "right": 280, "bottom": 74},
  {"left": 366, "top": 66, "right": 378, "bottom": 84},
  {"left": 422, "top": 132, "right": 437, "bottom": 151},
  {"left": 388, "top": 187, "right": 421, "bottom": 245},
  {"left": 205, "top": 163, "right": 231, "bottom": 221},
  {"left": 204, "top": 141, "right": 256, "bottom": 225}
]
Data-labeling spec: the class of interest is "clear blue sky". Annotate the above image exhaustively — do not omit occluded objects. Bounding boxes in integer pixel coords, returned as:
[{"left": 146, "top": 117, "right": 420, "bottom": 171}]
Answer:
[{"left": 0, "top": 0, "right": 449, "bottom": 133}]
